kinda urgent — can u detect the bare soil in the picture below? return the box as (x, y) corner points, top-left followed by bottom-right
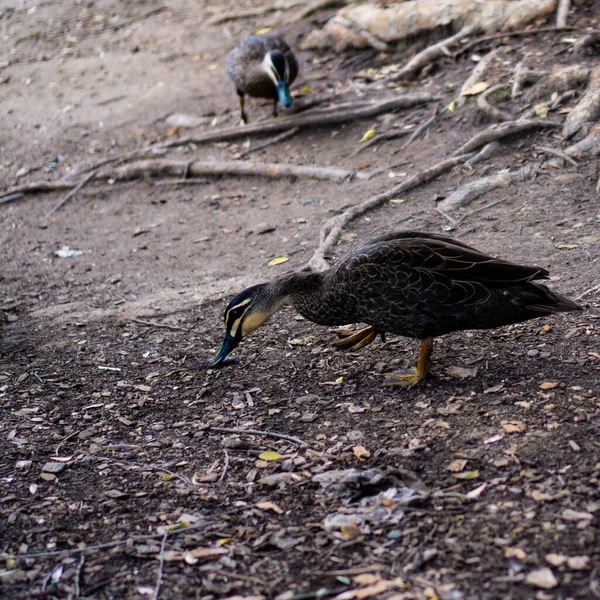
(1, 2), (599, 599)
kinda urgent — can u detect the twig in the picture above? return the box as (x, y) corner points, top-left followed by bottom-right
(155, 95), (439, 150)
(0, 181), (75, 201)
(64, 149), (148, 181)
(208, 426), (309, 447)
(207, 1), (302, 25)
(388, 25), (480, 82)
(44, 171), (98, 218)
(453, 26), (577, 58)
(460, 197), (509, 222)
(401, 108), (437, 149)
(219, 448), (230, 483)
(98, 455), (193, 486)
(435, 207), (459, 227)
(74, 554), (85, 599)
(0, 192), (24, 205)
(534, 145), (578, 166)
(308, 153), (473, 271)
(574, 32), (600, 54)
(131, 318), (190, 332)
(54, 431), (80, 456)
(476, 83), (513, 122)
(306, 565), (385, 576)
(14, 520), (206, 559)
(153, 178), (210, 186)
(556, 0), (571, 28)
(349, 129), (410, 157)
(103, 159), (353, 182)
(574, 283), (600, 302)
(153, 532), (168, 600)
(454, 119), (559, 156)
(239, 127), (300, 157)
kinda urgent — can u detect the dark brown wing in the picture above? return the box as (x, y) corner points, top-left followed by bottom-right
(349, 231), (549, 285)
(324, 232), (566, 337)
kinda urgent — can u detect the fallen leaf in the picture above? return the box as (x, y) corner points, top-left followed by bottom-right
(256, 501), (284, 515)
(545, 553), (567, 567)
(258, 451), (282, 462)
(466, 483), (487, 499)
(484, 433), (505, 444)
(389, 198), (405, 204)
(505, 547), (527, 560)
(353, 446), (371, 460)
(353, 574), (380, 585)
(359, 128), (376, 143)
(567, 556), (590, 570)
(562, 508), (593, 521)
(539, 381), (559, 390)
(461, 81), (490, 96)
(502, 420), (527, 433)
(355, 581), (392, 599)
(531, 490), (554, 502)
(446, 365), (478, 379)
(268, 256), (289, 266)
(525, 568), (558, 589)
(535, 103), (549, 118)
(103, 489), (127, 498)
(453, 470), (479, 480)
(447, 459), (467, 472)
(484, 384), (504, 394)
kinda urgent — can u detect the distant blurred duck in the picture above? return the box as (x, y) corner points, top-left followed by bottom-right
(212, 231), (581, 384)
(226, 35), (298, 123)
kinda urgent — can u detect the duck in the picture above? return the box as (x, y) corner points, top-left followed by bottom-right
(212, 231), (581, 384)
(226, 35), (299, 124)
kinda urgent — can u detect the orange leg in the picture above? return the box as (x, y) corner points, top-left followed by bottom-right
(384, 337), (434, 386)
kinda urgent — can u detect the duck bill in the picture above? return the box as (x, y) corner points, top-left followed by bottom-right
(277, 80), (293, 108)
(212, 334), (239, 367)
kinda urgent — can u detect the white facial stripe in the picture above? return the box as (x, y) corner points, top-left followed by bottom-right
(229, 298), (252, 312)
(229, 316), (243, 337)
(261, 54), (279, 85)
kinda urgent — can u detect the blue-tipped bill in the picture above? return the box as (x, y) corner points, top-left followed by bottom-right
(212, 334), (239, 367)
(277, 80), (293, 108)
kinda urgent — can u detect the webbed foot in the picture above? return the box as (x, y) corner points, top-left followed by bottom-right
(384, 337), (434, 387)
(335, 326), (383, 351)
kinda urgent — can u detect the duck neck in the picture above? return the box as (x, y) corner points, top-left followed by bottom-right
(271, 270), (324, 300)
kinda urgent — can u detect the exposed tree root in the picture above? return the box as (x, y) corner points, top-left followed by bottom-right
(436, 169), (525, 212)
(238, 127), (300, 157)
(477, 83), (513, 122)
(0, 181), (75, 200)
(556, 0), (570, 28)
(456, 49), (500, 109)
(388, 26), (479, 82)
(565, 122), (600, 158)
(156, 95), (439, 150)
(308, 153), (473, 271)
(534, 144), (578, 166)
(464, 141), (500, 166)
(574, 31), (600, 54)
(562, 66), (600, 139)
(523, 65), (591, 101)
(455, 119), (559, 156)
(330, 16), (389, 51)
(206, 1), (302, 25)
(102, 159), (356, 182)
(290, 0), (350, 22)
(454, 26), (576, 58)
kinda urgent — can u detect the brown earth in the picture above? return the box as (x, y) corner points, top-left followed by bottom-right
(1, 1), (600, 599)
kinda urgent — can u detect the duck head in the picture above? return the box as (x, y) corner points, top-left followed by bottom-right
(212, 282), (291, 366)
(262, 49), (293, 107)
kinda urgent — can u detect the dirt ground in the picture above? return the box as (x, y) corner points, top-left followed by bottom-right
(1, 1), (600, 599)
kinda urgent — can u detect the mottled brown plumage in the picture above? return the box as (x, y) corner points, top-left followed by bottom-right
(226, 35), (298, 123)
(213, 231), (581, 383)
